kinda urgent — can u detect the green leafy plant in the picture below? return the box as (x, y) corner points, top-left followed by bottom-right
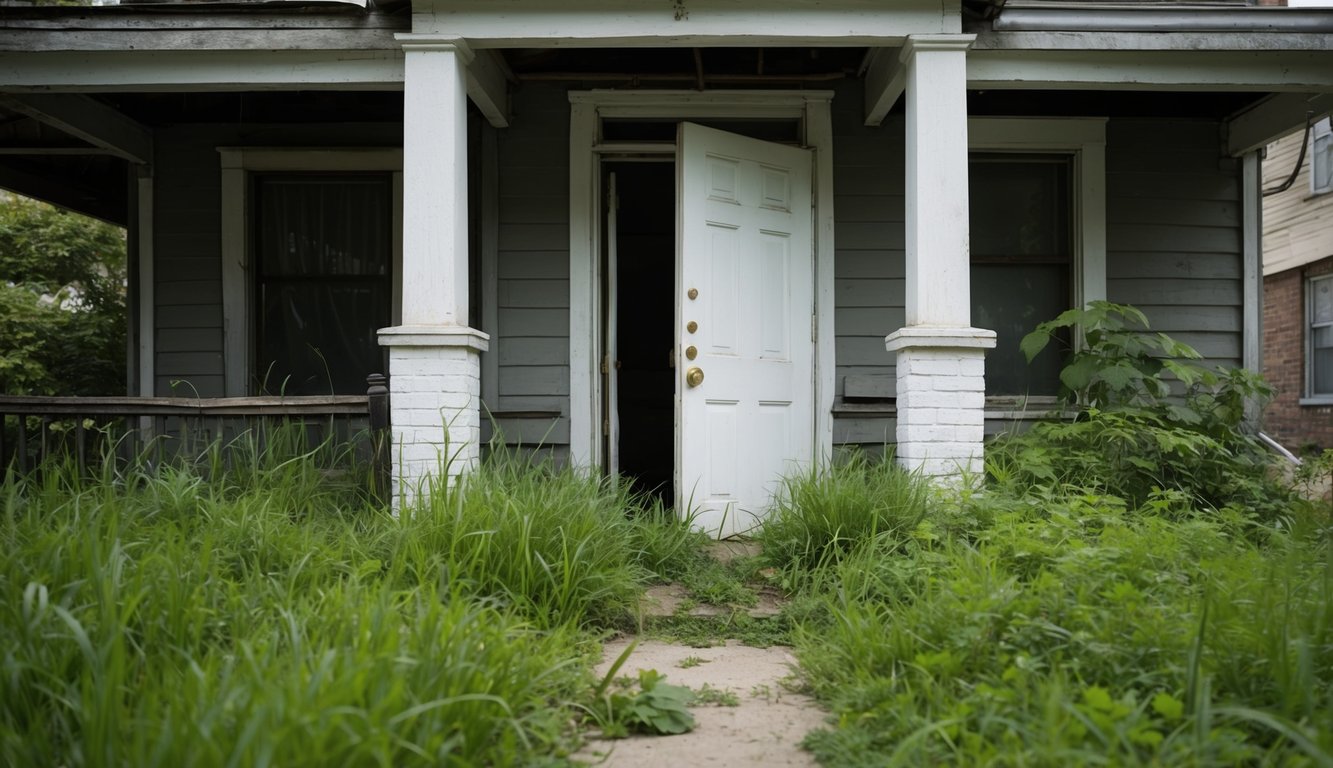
(991, 301), (1289, 516)
(586, 646), (696, 738)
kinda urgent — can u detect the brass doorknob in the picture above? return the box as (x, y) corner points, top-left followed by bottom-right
(685, 366), (705, 388)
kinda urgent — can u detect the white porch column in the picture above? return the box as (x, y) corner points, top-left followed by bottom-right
(380, 38), (488, 505)
(886, 34), (995, 481)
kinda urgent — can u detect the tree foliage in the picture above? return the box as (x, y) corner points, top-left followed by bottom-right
(0, 194), (127, 395)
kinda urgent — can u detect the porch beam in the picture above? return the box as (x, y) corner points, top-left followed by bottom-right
(413, 0), (959, 48)
(467, 50), (511, 129)
(967, 50), (1333, 93)
(0, 50), (404, 91)
(0, 93), (151, 164)
(863, 46), (906, 127)
(0, 160), (124, 225)
(1225, 92), (1333, 157)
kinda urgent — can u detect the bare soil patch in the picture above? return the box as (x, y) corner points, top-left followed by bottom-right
(576, 638), (824, 767)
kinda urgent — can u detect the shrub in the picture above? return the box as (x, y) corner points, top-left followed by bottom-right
(990, 302), (1291, 518)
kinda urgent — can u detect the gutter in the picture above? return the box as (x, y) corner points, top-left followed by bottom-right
(994, 6), (1333, 33)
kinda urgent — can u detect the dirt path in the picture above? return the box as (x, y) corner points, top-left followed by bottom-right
(575, 638), (824, 767)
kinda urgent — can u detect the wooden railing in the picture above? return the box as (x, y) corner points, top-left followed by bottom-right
(0, 374), (392, 501)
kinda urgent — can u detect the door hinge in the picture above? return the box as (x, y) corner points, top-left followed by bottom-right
(602, 417), (610, 436)
(811, 314), (818, 343)
(601, 354), (610, 375)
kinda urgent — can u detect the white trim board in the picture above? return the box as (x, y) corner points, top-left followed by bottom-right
(414, 0), (958, 47)
(968, 49), (1333, 92)
(969, 117), (1108, 311)
(0, 50), (404, 92)
(566, 90), (837, 469)
(217, 147), (404, 397)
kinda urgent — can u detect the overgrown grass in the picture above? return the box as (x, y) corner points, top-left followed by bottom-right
(0, 437), (706, 766)
(756, 451), (930, 580)
(770, 454), (1333, 766)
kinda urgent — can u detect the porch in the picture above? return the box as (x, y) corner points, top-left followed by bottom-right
(2, 0), (1331, 527)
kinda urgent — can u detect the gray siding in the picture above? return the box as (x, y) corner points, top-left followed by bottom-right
(490, 84), (572, 446)
(153, 125), (226, 397)
(830, 86), (905, 446)
(1106, 119), (1244, 371)
(151, 123), (400, 397)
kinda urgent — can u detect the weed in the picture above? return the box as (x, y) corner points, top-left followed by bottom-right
(584, 649), (695, 739)
(648, 612), (794, 649)
(692, 685), (740, 707)
(678, 655), (708, 669)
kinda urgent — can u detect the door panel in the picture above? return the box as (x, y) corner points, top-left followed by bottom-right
(676, 122), (814, 537)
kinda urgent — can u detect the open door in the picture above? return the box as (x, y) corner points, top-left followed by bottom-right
(675, 122), (814, 536)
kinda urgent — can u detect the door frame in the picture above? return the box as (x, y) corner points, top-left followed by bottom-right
(568, 89), (836, 469)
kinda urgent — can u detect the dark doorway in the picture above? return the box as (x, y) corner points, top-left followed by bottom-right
(606, 161), (675, 506)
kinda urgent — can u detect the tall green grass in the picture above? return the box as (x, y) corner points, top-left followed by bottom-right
(757, 451), (929, 577)
(777, 455), (1333, 766)
(0, 436), (705, 766)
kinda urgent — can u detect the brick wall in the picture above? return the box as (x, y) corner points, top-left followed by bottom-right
(1263, 255), (1333, 452)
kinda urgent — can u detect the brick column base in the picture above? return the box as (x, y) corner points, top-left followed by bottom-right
(885, 327), (996, 482)
(378, 325), (489, 508)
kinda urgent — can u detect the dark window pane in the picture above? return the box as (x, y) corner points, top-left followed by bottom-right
(258, 283), (389, 396)
(970, 157), (1070, 262)
(970, 155), (1073, 397)
(253, 173), (392, 395)
(971, 265), (1067, 397)
(256, 176), (390, 278)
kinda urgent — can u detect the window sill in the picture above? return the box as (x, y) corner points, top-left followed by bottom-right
(1298, 397), (1333, 407)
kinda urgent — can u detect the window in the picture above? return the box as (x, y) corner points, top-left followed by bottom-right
(1312, 117), (1332, 196)
(1311, 274), (1333, 399)
(966, 118), (1107, 401)
(218, 148), (403, 397)
(969, 154), (1073, 397)
(253, 173), (392, 395)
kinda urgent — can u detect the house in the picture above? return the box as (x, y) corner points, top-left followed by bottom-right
(2, 0), (1331, 533)
(1262, 115), (1333, 453)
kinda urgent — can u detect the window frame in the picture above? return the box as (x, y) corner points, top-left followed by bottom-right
(967, 118), (1108, 406)
(1311, 117), (1332, 197)
(218, 148), (403, 397)
(1305, 272), (1333, 404)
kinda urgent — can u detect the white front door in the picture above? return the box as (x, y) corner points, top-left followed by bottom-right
(675, 122), (814, 537)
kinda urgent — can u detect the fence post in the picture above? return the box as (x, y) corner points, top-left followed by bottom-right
(367, 373), (391, 504)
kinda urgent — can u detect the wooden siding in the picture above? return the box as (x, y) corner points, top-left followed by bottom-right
(492, 84), (571, 444)
(150, 122), (400, 397)
(1106, 119), (1244, 370)
(830, 86), (906, 430)
(1263, 126), (1333, 278)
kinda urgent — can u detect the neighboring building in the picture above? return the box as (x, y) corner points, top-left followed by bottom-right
(1, 0), (1331, 531)
(1263, 117), (1333, 452)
